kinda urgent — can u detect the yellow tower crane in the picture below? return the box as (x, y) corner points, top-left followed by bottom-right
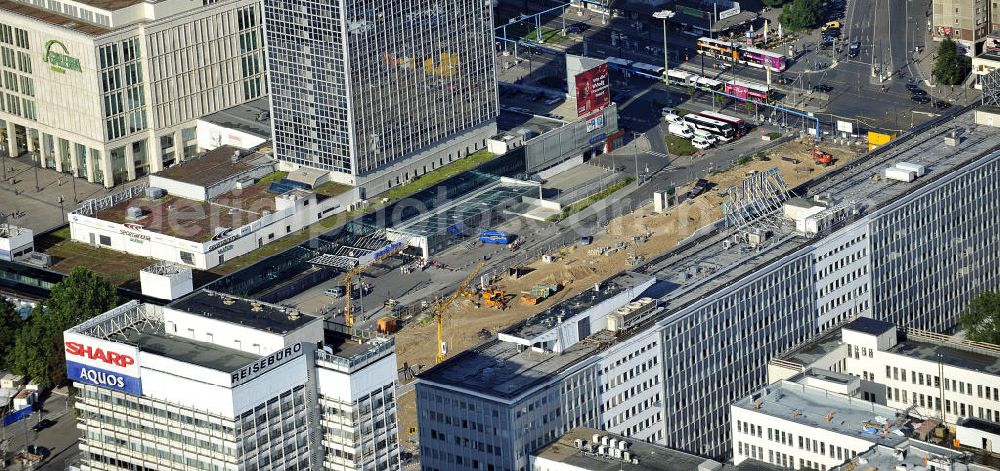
(436, 261), (485, 364)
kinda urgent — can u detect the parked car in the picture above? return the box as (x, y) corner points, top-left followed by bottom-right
(692, 136), (713, 150)
(668, 122), (693, 138)
(821, 21), (841, 31)
(911, 95), (931, 104)
(692, 129), (718, 145)
(934, 100), (952, 109)
(324, 286), (347, 298)
(812, 84), (833, 93)
(663, 113), (684, 125)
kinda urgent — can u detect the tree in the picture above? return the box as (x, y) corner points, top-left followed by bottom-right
(961, 290), (1000, 345)
(0, 299), (23, 369)
(933, 39), (969, 86)
(778, 0), (824, 31)
(763, 0), (790, 6)
(7, 267), (118, 387)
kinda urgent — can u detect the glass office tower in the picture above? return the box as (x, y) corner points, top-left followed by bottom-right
(263, 0), (498, 187)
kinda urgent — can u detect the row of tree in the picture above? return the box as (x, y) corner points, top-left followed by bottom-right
(0, 268), (119, 388)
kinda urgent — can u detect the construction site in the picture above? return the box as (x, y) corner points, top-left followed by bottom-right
(391, 137), (864, 448)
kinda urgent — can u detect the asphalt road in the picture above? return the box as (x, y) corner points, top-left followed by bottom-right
(496, 0), (944, 133)
(2, 390), (79, 471)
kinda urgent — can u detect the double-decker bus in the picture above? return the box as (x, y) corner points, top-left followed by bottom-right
(695, 37), (787, 72)
(698, 111), (746, 137)
(682, 114), (735, 142)
(725, 79), (773, 104)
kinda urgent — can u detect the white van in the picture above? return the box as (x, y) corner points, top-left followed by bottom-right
(668, 123), (693, 139)
(692, 129), (717, 145)
(661, 106), (675, 116)
(692, 136), (713, 150)
(663, 113), (683, 125)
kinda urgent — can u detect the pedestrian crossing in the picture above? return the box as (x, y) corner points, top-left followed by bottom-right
(647, 151), (669, 158)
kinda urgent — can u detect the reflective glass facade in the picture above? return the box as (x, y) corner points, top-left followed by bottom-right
(264, 0), (498, 177)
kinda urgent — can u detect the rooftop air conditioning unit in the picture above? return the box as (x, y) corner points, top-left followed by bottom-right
(146, 187), (166, 199)
(126, 206), (143, 219)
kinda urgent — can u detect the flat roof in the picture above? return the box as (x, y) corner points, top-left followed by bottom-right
(802, 367), (855, 386)
(124, 330), (258, 372)
(890, 337), (1000, 376)
(504, 272), (653, 342)
(155, 144), (272, 188)
(837, 440), (967, 471)
(777, 328), (843, 367)
(0, 0), (111, 35)
(199, 98), (272, 141)
(960, 417), (1000, 436)
(420, 273), (652, 399)
(420, 330), (612, 400)
(733, 381), (909, 447)
(423, 109), (1000, 399)
(843, 317), (894, 336)
(533, 427), (715, 471)
(93, 185), (275, 242)
(169, 291), (317, 335)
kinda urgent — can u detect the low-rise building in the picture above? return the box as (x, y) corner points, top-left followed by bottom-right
(67, 144), (347, 269)
(731, 380), (986, 471)
(68, 292), (400, 470)
(769, 317), (1000, 426)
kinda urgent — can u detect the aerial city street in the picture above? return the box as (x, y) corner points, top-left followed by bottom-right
(1, 0), (1000, 469)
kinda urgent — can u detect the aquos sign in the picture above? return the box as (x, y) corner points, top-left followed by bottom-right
(64, 332), (142, 395)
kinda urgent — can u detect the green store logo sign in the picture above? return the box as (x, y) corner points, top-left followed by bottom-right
(43, 40), (82, 73)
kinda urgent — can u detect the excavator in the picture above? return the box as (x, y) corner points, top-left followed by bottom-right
(812, 146), (834, 167)
(435, 261), (485, 364)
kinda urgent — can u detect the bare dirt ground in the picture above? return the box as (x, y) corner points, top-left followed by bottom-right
(394, 139), (862, 449)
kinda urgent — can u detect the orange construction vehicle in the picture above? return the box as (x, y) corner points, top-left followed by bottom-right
(482, 287), (507, 309)
(812, 146), (834, 167)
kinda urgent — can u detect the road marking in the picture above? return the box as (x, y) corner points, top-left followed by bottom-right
(647, 151), (669, 158)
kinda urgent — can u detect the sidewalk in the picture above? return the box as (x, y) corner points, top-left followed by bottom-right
(908, 23), (979, 105)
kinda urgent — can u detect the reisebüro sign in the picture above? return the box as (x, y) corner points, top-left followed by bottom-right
(231, 343), (303, 387)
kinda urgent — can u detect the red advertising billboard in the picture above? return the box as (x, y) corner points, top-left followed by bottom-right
(576, 63), (610, 117)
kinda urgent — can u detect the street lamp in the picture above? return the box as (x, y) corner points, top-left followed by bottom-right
(652, 10), (676, 88)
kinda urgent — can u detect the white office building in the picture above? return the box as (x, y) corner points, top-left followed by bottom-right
(68, 291), (400, 471)
(730, 380), (987, 471)
(769, 317), (1000, 428)
(0, 0), (267, 187)
(416, 109), (1000, 470)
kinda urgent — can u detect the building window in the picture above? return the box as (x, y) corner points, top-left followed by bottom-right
(98, 235), (111, 246)
(180, 251), (194, 265)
